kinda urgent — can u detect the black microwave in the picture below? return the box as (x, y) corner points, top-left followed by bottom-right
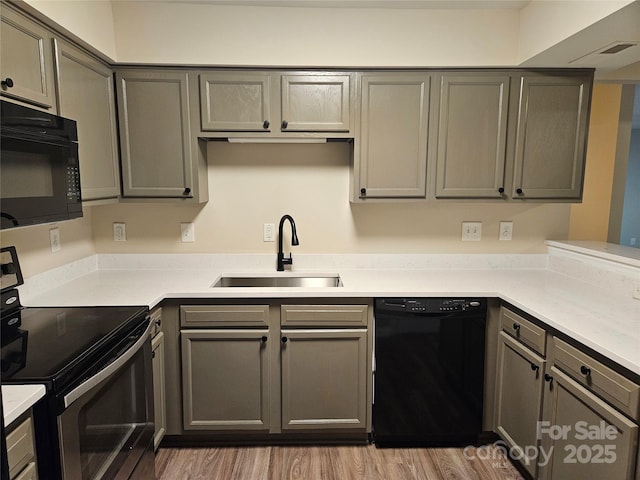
(0, 101), (82, 229)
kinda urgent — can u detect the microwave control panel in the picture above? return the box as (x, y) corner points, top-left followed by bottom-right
(66, 165), (81, 201)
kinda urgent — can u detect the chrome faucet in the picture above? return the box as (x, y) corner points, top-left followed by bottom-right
(277, 214), (299, 271)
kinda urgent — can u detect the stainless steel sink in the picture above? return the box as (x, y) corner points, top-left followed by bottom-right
(212, 275), (342, 288)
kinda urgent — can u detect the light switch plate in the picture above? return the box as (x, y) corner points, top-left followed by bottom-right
(264, 223), (275, 242)
(499, 221), (513, 241)
(181, 222), (195, 243)
(462, 222), (482, 241)
(113, 223), (126, 242)
(49, 228), (61, 252)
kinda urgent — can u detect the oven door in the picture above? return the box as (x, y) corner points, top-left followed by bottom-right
(57, 321), (154, 480)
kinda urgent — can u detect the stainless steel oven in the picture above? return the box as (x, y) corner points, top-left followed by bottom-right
(1, 247), (155, 480)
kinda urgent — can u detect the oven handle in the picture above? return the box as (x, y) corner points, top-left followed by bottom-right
(63, 319), (152, 408)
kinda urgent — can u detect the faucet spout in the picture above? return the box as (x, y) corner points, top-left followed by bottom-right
(277, 214), (299, 271)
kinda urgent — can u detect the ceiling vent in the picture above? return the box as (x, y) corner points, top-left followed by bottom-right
(570, 41), (640, 66)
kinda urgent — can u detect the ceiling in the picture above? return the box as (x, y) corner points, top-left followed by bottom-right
(155, 0), (531, 8)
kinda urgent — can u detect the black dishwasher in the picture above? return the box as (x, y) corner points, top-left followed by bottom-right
(373, 298), (487, 447)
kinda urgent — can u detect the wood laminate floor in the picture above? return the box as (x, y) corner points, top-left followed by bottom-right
(156, 444), (525, 480)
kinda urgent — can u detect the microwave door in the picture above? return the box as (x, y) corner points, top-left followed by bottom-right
(0, 136), (79, 228)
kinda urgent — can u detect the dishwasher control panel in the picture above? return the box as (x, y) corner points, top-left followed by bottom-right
(376, 298), (485, 314)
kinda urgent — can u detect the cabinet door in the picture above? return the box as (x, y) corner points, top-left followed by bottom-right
(200, 73), (271, 131)
(0, 6), (56, 109)
(280, 329), (367, 430)
(54, 40), (120, 201)
(358, 74), (430, 198)
(116, 70), (194, 197)
(151, 332), (166, 451)
(181, 329), (270, 430)
(539, 367), (638, 480)
(434, 73), (510, 198)
(512, 73), (592, 200)
(281, 74), (351, 132)
(495, 331), (546, 478)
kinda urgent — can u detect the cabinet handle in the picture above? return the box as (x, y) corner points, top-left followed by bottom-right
(151, 351), (156, 359)
(544, 373), (553, 383)
(183, 187), (191, 196)
(263, 120), (270, 129)
(530, 363), (539, 372)
(261, 335), (268, 343)
(516, 188), (524, 195)
(281, 336), (288, 343)
(155, 319), (161, 327)
(498, 187), (505, 194)
(282, 120), (288, 129)
(360, 187), (367, 197)
(512, 323), (520, 333)
(1, 77), (14, 89)
(580, 365), (591, 376)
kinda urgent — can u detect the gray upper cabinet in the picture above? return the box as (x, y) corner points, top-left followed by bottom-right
(199, 71), (353, 136)
(199, 72), (271, 131)
(281, 74), (350, 132)
(0, 5), (56, 110)
(356, 73), (430, 199)
(512, 72), (592, 200)
(54, 39), (120, 201)
(433, 73), (510, 199)
(116, 70), (207, 201)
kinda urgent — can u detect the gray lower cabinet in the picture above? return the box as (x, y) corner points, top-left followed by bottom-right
(115, 69), (207, 201)
(181, 329), (271, 430)
(280, 328), (367, 430)
(54, 39), (120, 201)
(355, 73), (430, 199)
(151, 330), (166, 450)
(6, 414), (38, 480)
(512, 72), (592, 200)
(0, 4), (56, 111)
(539, 366), (638, 480)
(433, 73), (510, 199)
(495, 331), (546, 478)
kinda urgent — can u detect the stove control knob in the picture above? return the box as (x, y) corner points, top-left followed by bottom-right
(469, 301), (480, 307)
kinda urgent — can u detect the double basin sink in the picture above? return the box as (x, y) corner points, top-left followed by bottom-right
(212, 274), (342, 288)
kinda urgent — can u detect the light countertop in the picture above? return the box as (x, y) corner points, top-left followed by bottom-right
(6, 248), (639, 424)
(2, 385), (45, 426)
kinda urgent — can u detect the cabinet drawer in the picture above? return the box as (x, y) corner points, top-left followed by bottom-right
(500, 307), (546, 356)
(552, 337), (640, 421)
(281, 305), (368, 327)
(14, 462), (37, 480)
(180, 305), (269, 327)
(7, 416), (35, 479)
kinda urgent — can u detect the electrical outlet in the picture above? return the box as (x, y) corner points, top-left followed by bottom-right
(49, 228), (61, 252)
(499, 221), (513, 241)
(113, 223), (126, 242)
(264, 223), (275, 242)
(181, 222), (195, 243)
(462, 222), (482, 241)
(633, 283), (640, 300)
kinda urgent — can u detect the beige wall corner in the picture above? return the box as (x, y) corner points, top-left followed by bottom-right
(568, 84), (622, 241)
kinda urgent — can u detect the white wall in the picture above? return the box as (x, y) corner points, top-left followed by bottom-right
(23, 0), (117, 60)
(90, 143), (571, 255)
(620, 129), (640, 247)
(110, 2), (519, 66)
